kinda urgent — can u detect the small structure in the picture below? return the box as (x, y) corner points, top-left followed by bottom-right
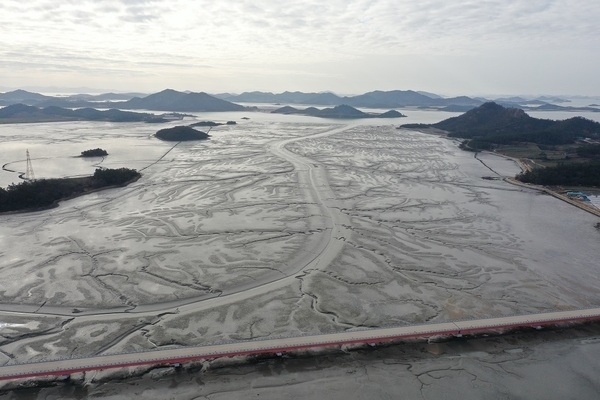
(566, 191), (591, 202)
(25, 149), (35, 181)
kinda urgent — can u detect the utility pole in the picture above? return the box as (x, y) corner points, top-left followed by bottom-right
(25, 149), (35, 181)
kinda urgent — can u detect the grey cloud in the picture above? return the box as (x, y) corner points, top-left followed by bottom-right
(95, 5), (121, 14)
(120, 13), (159, 23)
(118, 0), (161, 4)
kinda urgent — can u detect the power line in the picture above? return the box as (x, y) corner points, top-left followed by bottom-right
(25, 149), (35, 181)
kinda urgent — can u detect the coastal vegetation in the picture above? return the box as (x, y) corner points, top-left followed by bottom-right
(516, 162), (600, 186)
(576, 144), (600, 158)
(0, 168), (140, 212)
(155, 126), (210, 141)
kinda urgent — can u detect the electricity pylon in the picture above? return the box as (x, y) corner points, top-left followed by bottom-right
(25, 149), (35, 181)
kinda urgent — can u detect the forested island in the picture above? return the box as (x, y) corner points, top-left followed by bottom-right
(189, 120), (236, 127)
(0, 168), (140, 213)
(155, 126), (210, 141)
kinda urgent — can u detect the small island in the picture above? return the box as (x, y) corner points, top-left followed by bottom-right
(81, 148), (108, 157)
(155, 126), (210, 141)
(189, 120), (237, 127)
(0, 168), (141, 213)
(189, 121), (221, 127)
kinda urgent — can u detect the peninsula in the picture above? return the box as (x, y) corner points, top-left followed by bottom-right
(401, 102), (600, 187)
(0, 168), (140, 213)
(0, 104), (169, 124)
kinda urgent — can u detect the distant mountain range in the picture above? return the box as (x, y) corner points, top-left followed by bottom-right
(0, 89), (146, 107)
(1, 88), (597, 113)
(0, 89), (52, 103)
(216, 90), (483, 108)
(272, 105), (406, 119)
(0, 104), (168, 123)
(0, 89), (246, 112)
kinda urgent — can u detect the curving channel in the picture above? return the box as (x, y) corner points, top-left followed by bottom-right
(0, 124), (354, 322)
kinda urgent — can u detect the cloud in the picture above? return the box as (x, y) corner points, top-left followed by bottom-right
(1, 0), (599, 94)
(5, 1), (598, 54)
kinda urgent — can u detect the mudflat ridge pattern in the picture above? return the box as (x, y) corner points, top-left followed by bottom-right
(0, 118), (598, 365)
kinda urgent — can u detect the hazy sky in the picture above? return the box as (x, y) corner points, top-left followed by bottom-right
(1, 0), (599, 96)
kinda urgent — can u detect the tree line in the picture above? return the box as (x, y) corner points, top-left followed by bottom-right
(0, 168), (140, 212)
(516, 162), (600, 186)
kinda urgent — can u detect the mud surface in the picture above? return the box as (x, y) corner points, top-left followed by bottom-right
(0, 112), (599, 397)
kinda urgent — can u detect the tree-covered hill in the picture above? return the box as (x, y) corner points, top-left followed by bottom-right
(0, 168), (140, 212)
(155, 126), (210, 141)
(427, 102), (600, 146)
(401, 102), (600, 187)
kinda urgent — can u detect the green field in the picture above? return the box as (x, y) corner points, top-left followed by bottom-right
(495, 143), (597, 168)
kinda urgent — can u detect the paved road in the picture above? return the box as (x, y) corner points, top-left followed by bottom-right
(268, 124), (353, 274)
(1, 308), (599, 382)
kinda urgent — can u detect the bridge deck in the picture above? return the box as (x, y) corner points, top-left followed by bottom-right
(1, 308), (599, 381)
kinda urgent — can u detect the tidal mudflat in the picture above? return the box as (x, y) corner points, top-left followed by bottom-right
(0, 113), (599, 394)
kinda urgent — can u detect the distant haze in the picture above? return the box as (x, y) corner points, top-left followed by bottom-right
(1, 0), (599, 96)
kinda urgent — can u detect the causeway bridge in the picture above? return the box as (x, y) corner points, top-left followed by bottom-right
(1, 308), (599, 382)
